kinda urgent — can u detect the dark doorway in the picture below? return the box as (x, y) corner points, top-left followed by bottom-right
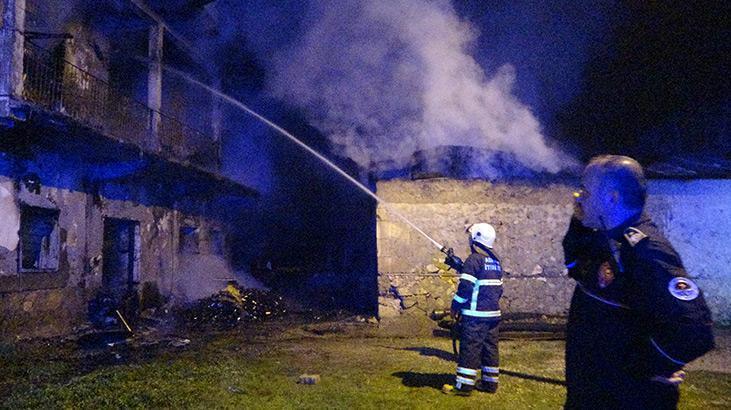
(102, 218), (140, 304)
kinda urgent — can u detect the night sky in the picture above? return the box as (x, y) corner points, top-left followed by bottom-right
(455, 1), (728, 162)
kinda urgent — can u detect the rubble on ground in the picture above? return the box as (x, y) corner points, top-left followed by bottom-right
(182, 283), (287, 329)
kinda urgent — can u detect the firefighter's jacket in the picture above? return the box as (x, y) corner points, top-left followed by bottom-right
(451, 248), (503, 319)
(563, 214), (715, 406)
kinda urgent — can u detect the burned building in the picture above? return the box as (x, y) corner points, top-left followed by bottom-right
(375, 146), (731, 333)
(0, 0), (258, 339)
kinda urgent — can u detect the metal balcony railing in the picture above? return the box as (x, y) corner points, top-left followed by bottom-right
(20, 41), (220, 171)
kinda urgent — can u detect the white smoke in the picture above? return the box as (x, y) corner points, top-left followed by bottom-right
(269, 0), (572, 175)
(24, 0), (84, 33)
(174, 254), (267, 303)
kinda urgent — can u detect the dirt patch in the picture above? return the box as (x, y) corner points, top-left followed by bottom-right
(687, 328), (731, 374)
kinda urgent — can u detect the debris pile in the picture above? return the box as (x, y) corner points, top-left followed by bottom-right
(183, 282), (287, 329)
(88, 290), (139, 329)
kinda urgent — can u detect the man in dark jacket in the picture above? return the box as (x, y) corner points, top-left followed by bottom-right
(563, 155), (715, 409)
(442, 222), (503, 396)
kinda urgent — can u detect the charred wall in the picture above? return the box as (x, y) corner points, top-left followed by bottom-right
(0, 146), (253, 340)
(0, 0), (261, 340)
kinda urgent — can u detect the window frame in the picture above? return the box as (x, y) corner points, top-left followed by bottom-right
(179, 225), (200, 255)
(18, 204), (61, 273)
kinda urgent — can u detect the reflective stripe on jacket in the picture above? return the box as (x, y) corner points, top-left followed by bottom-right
(451, 248), (503, 319)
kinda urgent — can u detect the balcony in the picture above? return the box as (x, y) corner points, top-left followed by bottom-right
(19, 41), (220, 172)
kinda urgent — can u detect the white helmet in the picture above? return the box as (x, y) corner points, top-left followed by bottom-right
(467, 223), (496, 249)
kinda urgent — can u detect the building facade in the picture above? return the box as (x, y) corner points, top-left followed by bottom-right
(0, 0), (257, 339)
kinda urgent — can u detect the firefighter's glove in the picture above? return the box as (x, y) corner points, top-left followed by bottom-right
(444, 254), (463, 272)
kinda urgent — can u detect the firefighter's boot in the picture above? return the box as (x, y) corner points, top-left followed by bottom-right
(476, 366), (499, 393)
(475, 380), (498, 393)
(442, 367), (477, 396)
(441, 383), (472, 397)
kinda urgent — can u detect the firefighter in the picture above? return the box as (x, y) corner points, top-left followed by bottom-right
(442, 223), (503, 396)
(563, 155), (715, 409)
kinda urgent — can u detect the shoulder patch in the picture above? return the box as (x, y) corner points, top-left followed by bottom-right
(624, 227), (648, 247)
(668, 277), (700, 301)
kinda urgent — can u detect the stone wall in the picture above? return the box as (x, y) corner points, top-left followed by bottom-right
(376, 178), (576, 333)
(376, 177), (731, 333)
(0, 287), (86, 339)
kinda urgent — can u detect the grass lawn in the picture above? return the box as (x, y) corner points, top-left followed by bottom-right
(2, 325), (729, 409)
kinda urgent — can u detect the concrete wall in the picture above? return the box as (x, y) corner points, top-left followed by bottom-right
(376, 178), (731, 332)
(646, 179), (731, 325)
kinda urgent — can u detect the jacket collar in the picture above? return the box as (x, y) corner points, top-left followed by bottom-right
(605, 211), (647, 241)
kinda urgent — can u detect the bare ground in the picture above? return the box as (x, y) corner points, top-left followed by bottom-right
(686, 328), (731, 373)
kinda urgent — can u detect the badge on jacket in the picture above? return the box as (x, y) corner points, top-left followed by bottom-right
(624, 227), (648, 247)
(668, 277), (700, 301)
(597, 261), (614, 288)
